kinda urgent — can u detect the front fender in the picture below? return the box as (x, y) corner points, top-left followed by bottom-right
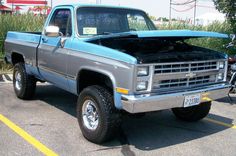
(76, 66), (123, 109)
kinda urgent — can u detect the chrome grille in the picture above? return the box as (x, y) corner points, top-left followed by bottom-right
(154, 61), (217, 74)
(155, 75), (214, 89)
(151, 60), (223, 92)
(189, 76), (211, 86)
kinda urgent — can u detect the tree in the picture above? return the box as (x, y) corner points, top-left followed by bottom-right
(149, 15), (157, 21)
(213, 0), (236, 32)
(157, 17), (169, 22)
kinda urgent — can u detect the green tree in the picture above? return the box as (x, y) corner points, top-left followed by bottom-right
(149, 15), (157, 21)
(157, 17), (169, 22)
(213, 0), (236, 32)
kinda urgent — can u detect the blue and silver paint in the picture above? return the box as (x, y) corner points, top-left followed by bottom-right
(4, 4), (230, 110)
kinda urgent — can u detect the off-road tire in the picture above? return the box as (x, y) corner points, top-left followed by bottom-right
(77, 85), (121, 144)
(172, 102), (211, 122)
(13, 63), (36, 99)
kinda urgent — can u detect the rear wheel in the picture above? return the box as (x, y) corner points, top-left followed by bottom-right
(172, 102), (211, 122)
(13, 63), (36, 99)
(77, 85), (121, 144)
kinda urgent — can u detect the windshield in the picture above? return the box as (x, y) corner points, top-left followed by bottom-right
(76, 7), (156, 36)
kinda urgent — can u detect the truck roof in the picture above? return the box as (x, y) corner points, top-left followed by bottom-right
(54, 3), (143, 12)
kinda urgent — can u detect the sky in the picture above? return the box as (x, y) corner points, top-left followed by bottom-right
(52, 0), (221, 19)
(3, 0), (222, 19)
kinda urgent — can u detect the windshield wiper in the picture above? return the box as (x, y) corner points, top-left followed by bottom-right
(97, 32), (114, 35)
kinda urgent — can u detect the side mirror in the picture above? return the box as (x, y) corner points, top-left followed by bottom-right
(225, 34), (236, 49)
(44, 26), (60, 37)
(230, 34), (236, 42)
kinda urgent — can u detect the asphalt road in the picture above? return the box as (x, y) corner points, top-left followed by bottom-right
(0, 82), (236, 156)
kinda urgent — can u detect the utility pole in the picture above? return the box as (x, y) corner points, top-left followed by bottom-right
(96, 0), (101, 4)
(12, 0), (14, 12)
(169, 0), (172, 26)
(45, 0), (47, 14)
(193, 0), (197, 26)
(51, 0), (53, 8)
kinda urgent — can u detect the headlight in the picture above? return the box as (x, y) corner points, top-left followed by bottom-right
(137, 67), (149, 76)
(136, 81), (148, 91)
(219, 62), (225, 69)
(217, 73), (224, 81)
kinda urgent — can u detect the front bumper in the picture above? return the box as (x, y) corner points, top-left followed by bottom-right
(121, 83), (231, 113)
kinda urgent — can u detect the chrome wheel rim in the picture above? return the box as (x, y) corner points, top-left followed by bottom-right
(82, 99), (99, 130)
(15, 71), (22, 91)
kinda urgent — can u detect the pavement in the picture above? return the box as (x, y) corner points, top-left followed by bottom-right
(0, 81), (236, 156)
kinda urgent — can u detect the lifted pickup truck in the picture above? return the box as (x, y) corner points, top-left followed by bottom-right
(4, 4), (231, 143)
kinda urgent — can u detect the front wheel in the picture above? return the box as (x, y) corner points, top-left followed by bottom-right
(77, 85), (121, 144)
(172, 102), (211, 122)
(13, 63), (36, 99)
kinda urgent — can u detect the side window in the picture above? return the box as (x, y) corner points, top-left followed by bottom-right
(127, 14), (149, 31)
(49, 9), (72, 37)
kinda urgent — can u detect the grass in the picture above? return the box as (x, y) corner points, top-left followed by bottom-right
(0, 14), (45, 73)
(159, 21), (234, 55)
(0, 14), (45, 56)
(0, 14), (234, 72)
(0, 52), (12, 73)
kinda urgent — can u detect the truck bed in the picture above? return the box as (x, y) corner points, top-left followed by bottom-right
(4, 31), (42, 78)
(4, 31), (41, 66)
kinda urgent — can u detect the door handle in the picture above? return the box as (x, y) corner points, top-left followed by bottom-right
(42, 37), (48, 43)
(60, 37), (67, 48)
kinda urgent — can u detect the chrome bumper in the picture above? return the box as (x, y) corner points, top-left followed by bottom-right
(122, 83), (231, 113)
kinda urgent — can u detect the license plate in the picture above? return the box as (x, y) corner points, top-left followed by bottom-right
(184, 94), (201, 107)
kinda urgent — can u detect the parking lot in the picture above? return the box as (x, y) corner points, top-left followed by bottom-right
(0, 81), (236, 156)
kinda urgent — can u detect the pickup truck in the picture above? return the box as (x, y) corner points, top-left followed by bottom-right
(4, 4), (231, 143)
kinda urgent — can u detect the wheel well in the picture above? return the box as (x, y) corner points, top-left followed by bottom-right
(11, 53), (24, 65)
(78, 70), (113, 94)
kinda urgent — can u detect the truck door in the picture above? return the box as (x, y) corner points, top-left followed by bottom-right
(38, 8), (72, 91)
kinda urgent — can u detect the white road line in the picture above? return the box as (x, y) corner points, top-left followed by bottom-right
(1, 74), (13, 83)
(7, 74), (13, 80)
(0, 74), (3, 82)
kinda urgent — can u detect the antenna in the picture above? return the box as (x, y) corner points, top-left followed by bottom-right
(193, 0), (197, 26)
(169, 0), (172, 26)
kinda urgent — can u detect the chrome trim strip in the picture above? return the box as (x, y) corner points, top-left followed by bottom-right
(39, 66), (67, 78)
(39, 66), (76, 80)
(136, 59), (227, 66)
(153, 70), (218, 80)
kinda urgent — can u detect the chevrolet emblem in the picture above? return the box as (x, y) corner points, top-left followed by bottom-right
(186, 72), (197, 78)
